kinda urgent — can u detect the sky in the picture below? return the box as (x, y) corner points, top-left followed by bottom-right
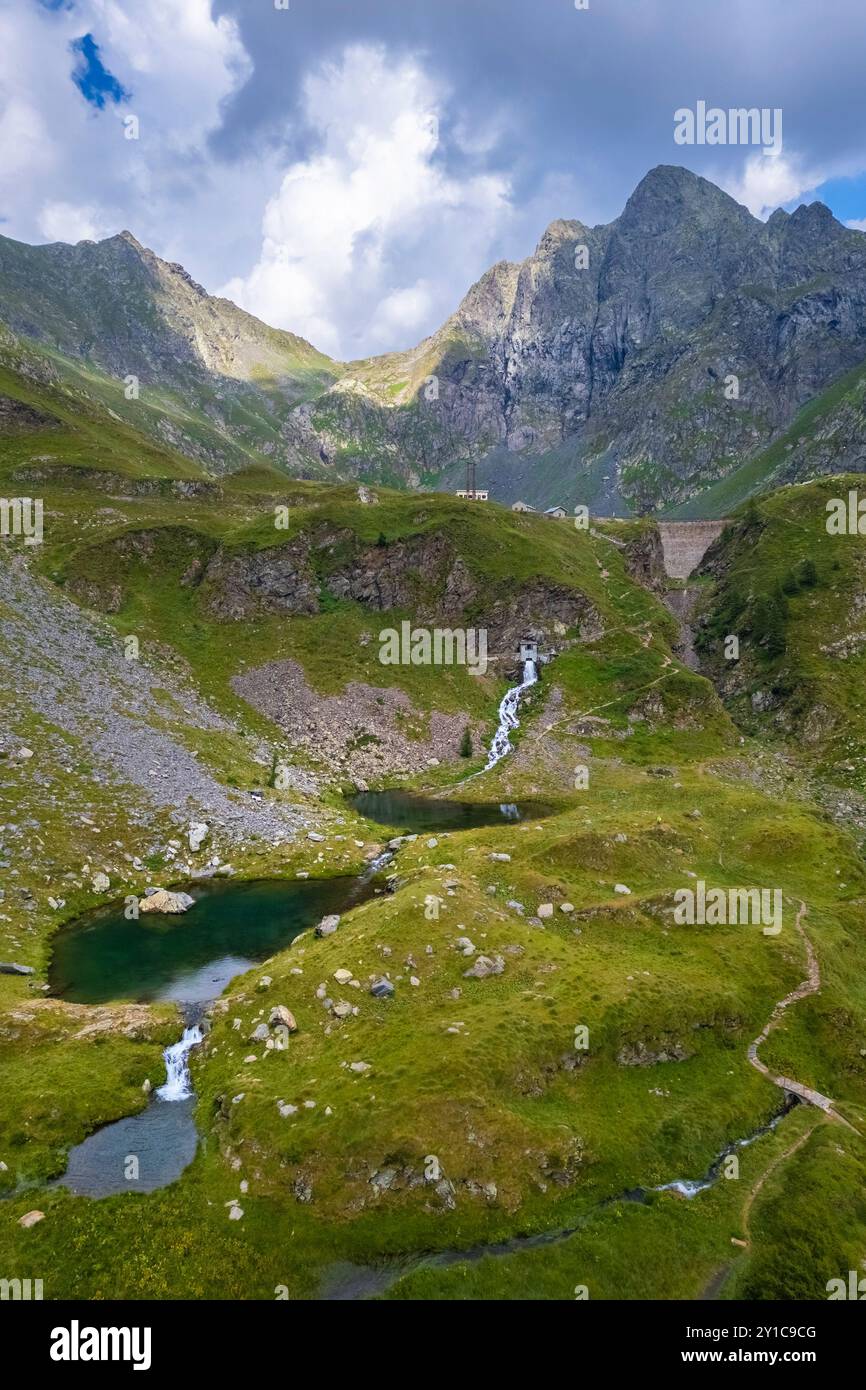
(2, 0), (866, 360)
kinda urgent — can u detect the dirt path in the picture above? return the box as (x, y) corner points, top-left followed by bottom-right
(740, 1118), (821, 1247)
(701, 902), (853, 1299)
(747, 901), (855, 1128)
(700, 1115), (823, 1300)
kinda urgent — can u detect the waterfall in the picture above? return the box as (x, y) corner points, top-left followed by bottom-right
(157, 1023), (203, 1102)
(481, 657), (538, 772)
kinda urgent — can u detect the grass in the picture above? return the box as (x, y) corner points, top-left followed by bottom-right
(2, 377), (866, 1299)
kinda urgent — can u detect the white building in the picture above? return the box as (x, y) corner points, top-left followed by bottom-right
(455, 489), (489, 501)
(544, 505), (567, 518)
(511, 500), (536, 512)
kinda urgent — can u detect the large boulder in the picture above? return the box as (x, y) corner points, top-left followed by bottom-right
(188, 822), (209, 852)
(138, 889), (195, 915)
(463, 954), (506, 980)
(269, 1005), (297, 1032)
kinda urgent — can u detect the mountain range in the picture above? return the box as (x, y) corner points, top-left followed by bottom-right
(3, 163), (866, 514)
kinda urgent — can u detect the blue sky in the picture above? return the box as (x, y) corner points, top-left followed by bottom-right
(2, 0), (866, 356)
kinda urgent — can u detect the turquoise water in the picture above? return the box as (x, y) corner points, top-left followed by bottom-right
(49, 874), (374, 1005)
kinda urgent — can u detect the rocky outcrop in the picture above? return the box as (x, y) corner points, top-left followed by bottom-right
(284, 167), (866, 511)
(622, 523), (667, 592)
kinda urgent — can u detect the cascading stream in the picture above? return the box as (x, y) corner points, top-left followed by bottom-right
(157, 1023), (203, 1102)
(481, 657), (538, 773)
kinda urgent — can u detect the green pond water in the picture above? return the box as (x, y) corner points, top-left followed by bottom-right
(348, 791), (554, 832)
(49, 874), (375, 1006)
(49, 873), (379, 1197)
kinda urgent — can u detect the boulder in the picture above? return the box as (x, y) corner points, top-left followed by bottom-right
(316, 914), (340, 937)
(18, 1210), (44, 1229)
(138, 889), (194, 915)
(249, 1023), (270, 1043)
(188, 822), (209, 852)
(91, 872), (111, 893)
(0, 962), (34, 975)
(463, 954), (505, 980)
(269, 1005), (297, 1032)
(370, 977), (395, 999)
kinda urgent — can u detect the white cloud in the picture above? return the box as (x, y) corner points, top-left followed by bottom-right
(720, 152), (825, 219)
(847, 217), (866, 231)
(220, 44), (513, 359)
(37, 201), (111, 244)
(0, 0), (251, 260)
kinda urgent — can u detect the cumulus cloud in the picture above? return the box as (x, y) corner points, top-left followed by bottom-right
(220, 45), (512, 359)
(719, 152), (826, 219)
(0, 0), (251, 260)
(37, 200), (111, 243)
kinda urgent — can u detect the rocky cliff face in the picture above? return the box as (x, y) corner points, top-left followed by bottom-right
(66, 523), (603, 669)
(6, 165), (866, 511)
(285, 167), (866, 511)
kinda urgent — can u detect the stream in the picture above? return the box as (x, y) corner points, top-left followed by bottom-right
(51, 874), (379, 1197)
(320, 1096), (798, 1299)
(480, 656), (538, 772)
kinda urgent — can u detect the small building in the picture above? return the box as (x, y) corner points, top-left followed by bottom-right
(455, 489), (489, 501)
(511, 500), (536, 513)
(544, 505), (567, 519)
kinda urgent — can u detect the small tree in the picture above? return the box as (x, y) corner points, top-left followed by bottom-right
(752, 594), (786, 658)
(743, 496), (761, 529)
(781, 568), (800, 596)
(459, 727), (473, 758)
(376, 531), (387, 548)
(797, 558), (818, 588)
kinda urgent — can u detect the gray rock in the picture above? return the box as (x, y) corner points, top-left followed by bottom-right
(370, 977), (395, 999)
(463, 954), (505, 979)
(269, 1005), (297, 1032)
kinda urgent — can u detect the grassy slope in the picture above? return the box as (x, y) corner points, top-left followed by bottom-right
(668, 361), (866, 519)
(1, 376), (865, 1299)
(694, 475), (866, 782)
(0, 233), (340, 477)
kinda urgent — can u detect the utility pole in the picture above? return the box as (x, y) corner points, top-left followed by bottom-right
(465, 456), (477, 500)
